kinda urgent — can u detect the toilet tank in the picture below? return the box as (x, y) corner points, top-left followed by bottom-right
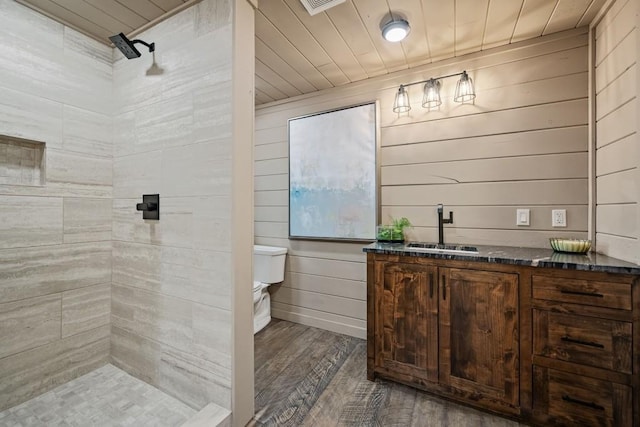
(254, 245), (287, 284)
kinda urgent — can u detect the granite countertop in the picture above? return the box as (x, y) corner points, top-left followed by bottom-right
(363, 242), (640, 275)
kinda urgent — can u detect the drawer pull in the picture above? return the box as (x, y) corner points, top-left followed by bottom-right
(429, 273), (434, 298)
(560, 289), (604, 298)
(442, 275), (447, 300)
(561, 336), (605, 349)
(562, 395), (605, 411)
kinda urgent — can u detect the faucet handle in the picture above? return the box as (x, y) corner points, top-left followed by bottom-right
(443, 211), (454, 224)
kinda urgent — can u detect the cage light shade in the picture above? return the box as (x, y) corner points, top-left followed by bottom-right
(382, 19), (410, 42)
(454, 71), (476, 103)
(393, 85), (411, 113)
(422, 79), (442, 108)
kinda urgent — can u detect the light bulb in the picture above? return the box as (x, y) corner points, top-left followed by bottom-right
(382, 20), (410, 42)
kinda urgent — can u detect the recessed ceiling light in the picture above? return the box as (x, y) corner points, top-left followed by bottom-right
(382, 19), (410, 42)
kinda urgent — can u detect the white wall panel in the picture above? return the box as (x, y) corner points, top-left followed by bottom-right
(255, 30), (590, 337)
(594, 0), (639, 263)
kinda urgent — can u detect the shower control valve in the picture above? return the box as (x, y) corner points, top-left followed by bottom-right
(136, 194), (160, 220)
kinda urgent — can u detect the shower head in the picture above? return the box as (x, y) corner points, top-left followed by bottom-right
(109, 32), (155, 59)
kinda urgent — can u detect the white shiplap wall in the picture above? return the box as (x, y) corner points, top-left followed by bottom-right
(255, 29), (590, 339)
(594, 0), (640, 263)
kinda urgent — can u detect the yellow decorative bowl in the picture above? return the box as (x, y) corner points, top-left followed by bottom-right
(549, 238), (591, 254)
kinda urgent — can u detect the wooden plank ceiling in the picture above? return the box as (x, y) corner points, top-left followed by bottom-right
(16, 0), (606, 106)
(14, 0), (194, 41)
(255, 0), (606, 105)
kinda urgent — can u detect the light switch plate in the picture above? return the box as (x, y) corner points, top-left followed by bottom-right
(552, 209), (566, 227)
(516, 209), (530, 226)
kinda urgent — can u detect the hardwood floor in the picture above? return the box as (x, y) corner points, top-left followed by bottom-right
(252, 319), (523, 426)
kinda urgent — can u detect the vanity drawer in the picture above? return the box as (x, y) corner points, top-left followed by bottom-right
(532, 275), (632, 310)
(533, 366), (632, 426)
(533, 310), (632, 374)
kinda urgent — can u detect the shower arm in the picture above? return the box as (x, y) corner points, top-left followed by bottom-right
(131, 39), (155, 53)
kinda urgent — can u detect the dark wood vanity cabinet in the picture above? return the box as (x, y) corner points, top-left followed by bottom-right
(369, 256), (522, 414)
(367, 252), (639, 426)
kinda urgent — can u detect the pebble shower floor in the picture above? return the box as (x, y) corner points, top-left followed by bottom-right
(0, 364), (196, 427)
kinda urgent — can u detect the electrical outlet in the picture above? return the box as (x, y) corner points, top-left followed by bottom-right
(552, 209), (567, 227)
(516, 209), (530, 226)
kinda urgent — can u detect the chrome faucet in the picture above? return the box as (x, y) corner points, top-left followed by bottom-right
(437, 204), (453, 245)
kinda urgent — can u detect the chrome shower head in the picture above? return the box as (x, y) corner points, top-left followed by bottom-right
(109, 32), (155, 59)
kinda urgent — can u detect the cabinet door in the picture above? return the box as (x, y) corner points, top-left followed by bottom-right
(374, 262), (438, 383)
(439, 268), (519, 408)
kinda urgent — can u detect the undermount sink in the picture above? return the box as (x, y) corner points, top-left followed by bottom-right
(406, 242), (479, 255)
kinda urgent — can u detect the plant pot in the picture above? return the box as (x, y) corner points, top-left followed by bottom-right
(376, 225), (405, 243)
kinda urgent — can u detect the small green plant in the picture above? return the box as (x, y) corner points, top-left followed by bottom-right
(377, 217), (412, 242)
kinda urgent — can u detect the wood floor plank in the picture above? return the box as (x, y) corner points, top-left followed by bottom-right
(409, 393), (453, 426)
(378, 382), (418, 426)
(255, 328), (358, 425)
(253, 320), (526, 426)
(264, 337), (358, 426)
(254, 327), (324, 401)
(336, 379), (390, 426)
(304, 341), (386, 426)
(254, 318), (310, 371)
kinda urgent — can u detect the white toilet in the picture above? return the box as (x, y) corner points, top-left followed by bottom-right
(253, 245), (287, 334)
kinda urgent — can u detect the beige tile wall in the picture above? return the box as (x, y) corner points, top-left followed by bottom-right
(254, 29), (590, 339)
(594, 0), (640, 263)
(0, 0), (112, 411)
(0, 0), (248, 417)
(110, 0), (235, 412)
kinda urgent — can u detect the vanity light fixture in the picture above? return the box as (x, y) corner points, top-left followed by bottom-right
(393, 70), (476, 113)
(422, 79), (442, 109)
(382, 19), (410, 42)
(392, 85), (411, 113)
(454, 71), (476, 103)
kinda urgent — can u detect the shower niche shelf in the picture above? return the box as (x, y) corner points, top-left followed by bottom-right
(0, 135), (45, 187)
